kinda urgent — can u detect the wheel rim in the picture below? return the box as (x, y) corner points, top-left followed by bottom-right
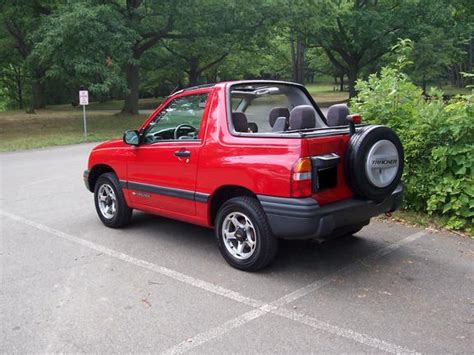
(365, 139), (400, 188)
(97, 183), (117, 219)
(222, 212), (257, 260)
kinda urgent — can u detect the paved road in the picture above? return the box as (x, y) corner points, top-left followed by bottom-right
(1, 144), (472, 353)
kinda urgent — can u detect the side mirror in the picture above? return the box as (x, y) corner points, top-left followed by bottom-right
(123, 130), (140, 146)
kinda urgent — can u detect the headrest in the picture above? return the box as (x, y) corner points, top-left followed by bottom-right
(232, 112), (248, 132)
(326, 104), (350, 127)
(269, 107), (290, 127)
(289, 105), (316, 130)
(272, 117), (288, 132)
(248, 122), (258, 133)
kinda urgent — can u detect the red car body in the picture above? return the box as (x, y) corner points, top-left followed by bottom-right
(84, 81), (403, 242)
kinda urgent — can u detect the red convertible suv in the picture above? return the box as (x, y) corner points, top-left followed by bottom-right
(84, 81), (404, 271)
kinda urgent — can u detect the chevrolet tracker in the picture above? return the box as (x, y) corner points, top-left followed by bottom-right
(84, 80), (404, 271)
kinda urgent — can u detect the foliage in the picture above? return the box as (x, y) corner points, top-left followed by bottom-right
(1, 0), (473, 112)
(32, 3), (135, 100)
(352, 45), (474, 233)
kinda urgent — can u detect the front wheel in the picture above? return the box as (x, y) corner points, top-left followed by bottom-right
(94, 173), (132, 228)
(215, 196), (278, 271)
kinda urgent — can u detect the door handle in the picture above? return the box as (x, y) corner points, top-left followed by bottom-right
(174, 150), (191, 158)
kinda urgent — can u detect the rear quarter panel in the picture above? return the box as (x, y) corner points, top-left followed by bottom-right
(301, 135), (354, 205)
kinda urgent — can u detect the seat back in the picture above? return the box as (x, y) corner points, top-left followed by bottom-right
(272, 117), (288, 132)
(289, 105), (316, 130)
(269, 107), (290, 127)
(232, 112), (249, 132)
(327, 104), (350, 126)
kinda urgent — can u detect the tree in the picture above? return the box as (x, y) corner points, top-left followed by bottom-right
(1, 0), (57, 112)
(161, 0), (276, 86)
(0, 22), (27, 109)
(313, 0), (421, 98)
(33, 3), (134, 104)
(116, 0), (279, 112)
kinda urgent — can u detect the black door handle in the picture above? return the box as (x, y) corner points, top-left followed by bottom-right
(174, 150), (191, 158)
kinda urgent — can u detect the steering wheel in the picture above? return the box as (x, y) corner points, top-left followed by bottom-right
(174, 124), (197, 140)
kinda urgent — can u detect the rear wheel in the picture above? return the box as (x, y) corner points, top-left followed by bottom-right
(215, 196), (278, 271)
(94, 173), (132, 228)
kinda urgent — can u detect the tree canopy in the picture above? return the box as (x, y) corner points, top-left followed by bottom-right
(1, 0), (472, 112)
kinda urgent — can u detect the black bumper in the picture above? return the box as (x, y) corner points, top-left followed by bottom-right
(258, 183), (404, 239)
(83, 170), (91, 191)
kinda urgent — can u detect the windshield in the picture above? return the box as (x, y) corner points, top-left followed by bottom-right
(230, 83), (326, 134)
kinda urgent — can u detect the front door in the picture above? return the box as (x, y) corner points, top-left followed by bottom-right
(126, 92), (209, 216)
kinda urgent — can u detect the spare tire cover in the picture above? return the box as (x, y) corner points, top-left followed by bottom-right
(344, 125), (404, 202)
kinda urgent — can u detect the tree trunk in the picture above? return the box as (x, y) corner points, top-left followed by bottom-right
(122, 63), (140, 114)
(422, 75), (427, 96)
(295, 36), (305, 84)
(15, 68), (24, 109)
(26, 80), (36, 114)
(469, 37), (473, 74)
(290, 37), (296, 81)
(188, 57), (199, 86)
(34, 80), (46, 109)
(339, 75), (344, 92)
(290, 35), (305, 84)
(347, 70), (358, 98)
(458, 64), (464, 88)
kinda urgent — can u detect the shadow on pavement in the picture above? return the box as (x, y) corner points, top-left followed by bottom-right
(126, 211), (393, 279)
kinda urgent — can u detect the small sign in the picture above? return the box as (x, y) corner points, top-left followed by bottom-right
(79, 90), (89, 105)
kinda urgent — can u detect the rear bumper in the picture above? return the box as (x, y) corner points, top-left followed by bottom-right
(258, 183), (404, 239)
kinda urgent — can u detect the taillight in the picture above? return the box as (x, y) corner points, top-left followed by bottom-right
(291, 157), (312, 197)
(347, 114), (362, 124)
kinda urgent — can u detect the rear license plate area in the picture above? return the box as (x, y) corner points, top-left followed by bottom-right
(311, 154), (340, 192)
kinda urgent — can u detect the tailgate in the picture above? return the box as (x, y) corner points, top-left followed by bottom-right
(302, 134), (353, 205)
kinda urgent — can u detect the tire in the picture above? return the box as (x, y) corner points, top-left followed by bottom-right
(94, 172), (132, 228)
(215, 196), (278, 271)
(345, 125), (404, 202)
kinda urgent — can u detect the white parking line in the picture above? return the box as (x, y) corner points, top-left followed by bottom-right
(164, 231), (426, 354)
(0, 210), (263, 309)
(273, 307), (420, 354)
(271, 230), (426, 308)
(162, 308), (269, 355)
(1, 210), (424, 354)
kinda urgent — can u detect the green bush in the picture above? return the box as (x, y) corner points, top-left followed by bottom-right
(352, 67), (473, 234)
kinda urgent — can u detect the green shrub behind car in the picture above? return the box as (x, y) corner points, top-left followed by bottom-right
(352, 66), (473, 234)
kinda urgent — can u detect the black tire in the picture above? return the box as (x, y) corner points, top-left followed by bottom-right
(215, 196), (278, 271)
(94, 172), (132, 228)
(345, 125), (404, 202)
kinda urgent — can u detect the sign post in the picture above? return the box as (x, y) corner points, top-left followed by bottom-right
(79, 89), (89, 140)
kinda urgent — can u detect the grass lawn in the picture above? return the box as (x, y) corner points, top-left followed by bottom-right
(0, 108), (147, 152)
(48, 97), (162, 111)
(439, 85), (471, 96)
(305, 83), (349, 106)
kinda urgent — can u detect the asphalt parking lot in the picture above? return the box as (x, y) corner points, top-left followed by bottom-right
(1, 143), (473, 353)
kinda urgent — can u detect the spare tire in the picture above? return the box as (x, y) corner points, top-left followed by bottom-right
(345, 125), (404, 202)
